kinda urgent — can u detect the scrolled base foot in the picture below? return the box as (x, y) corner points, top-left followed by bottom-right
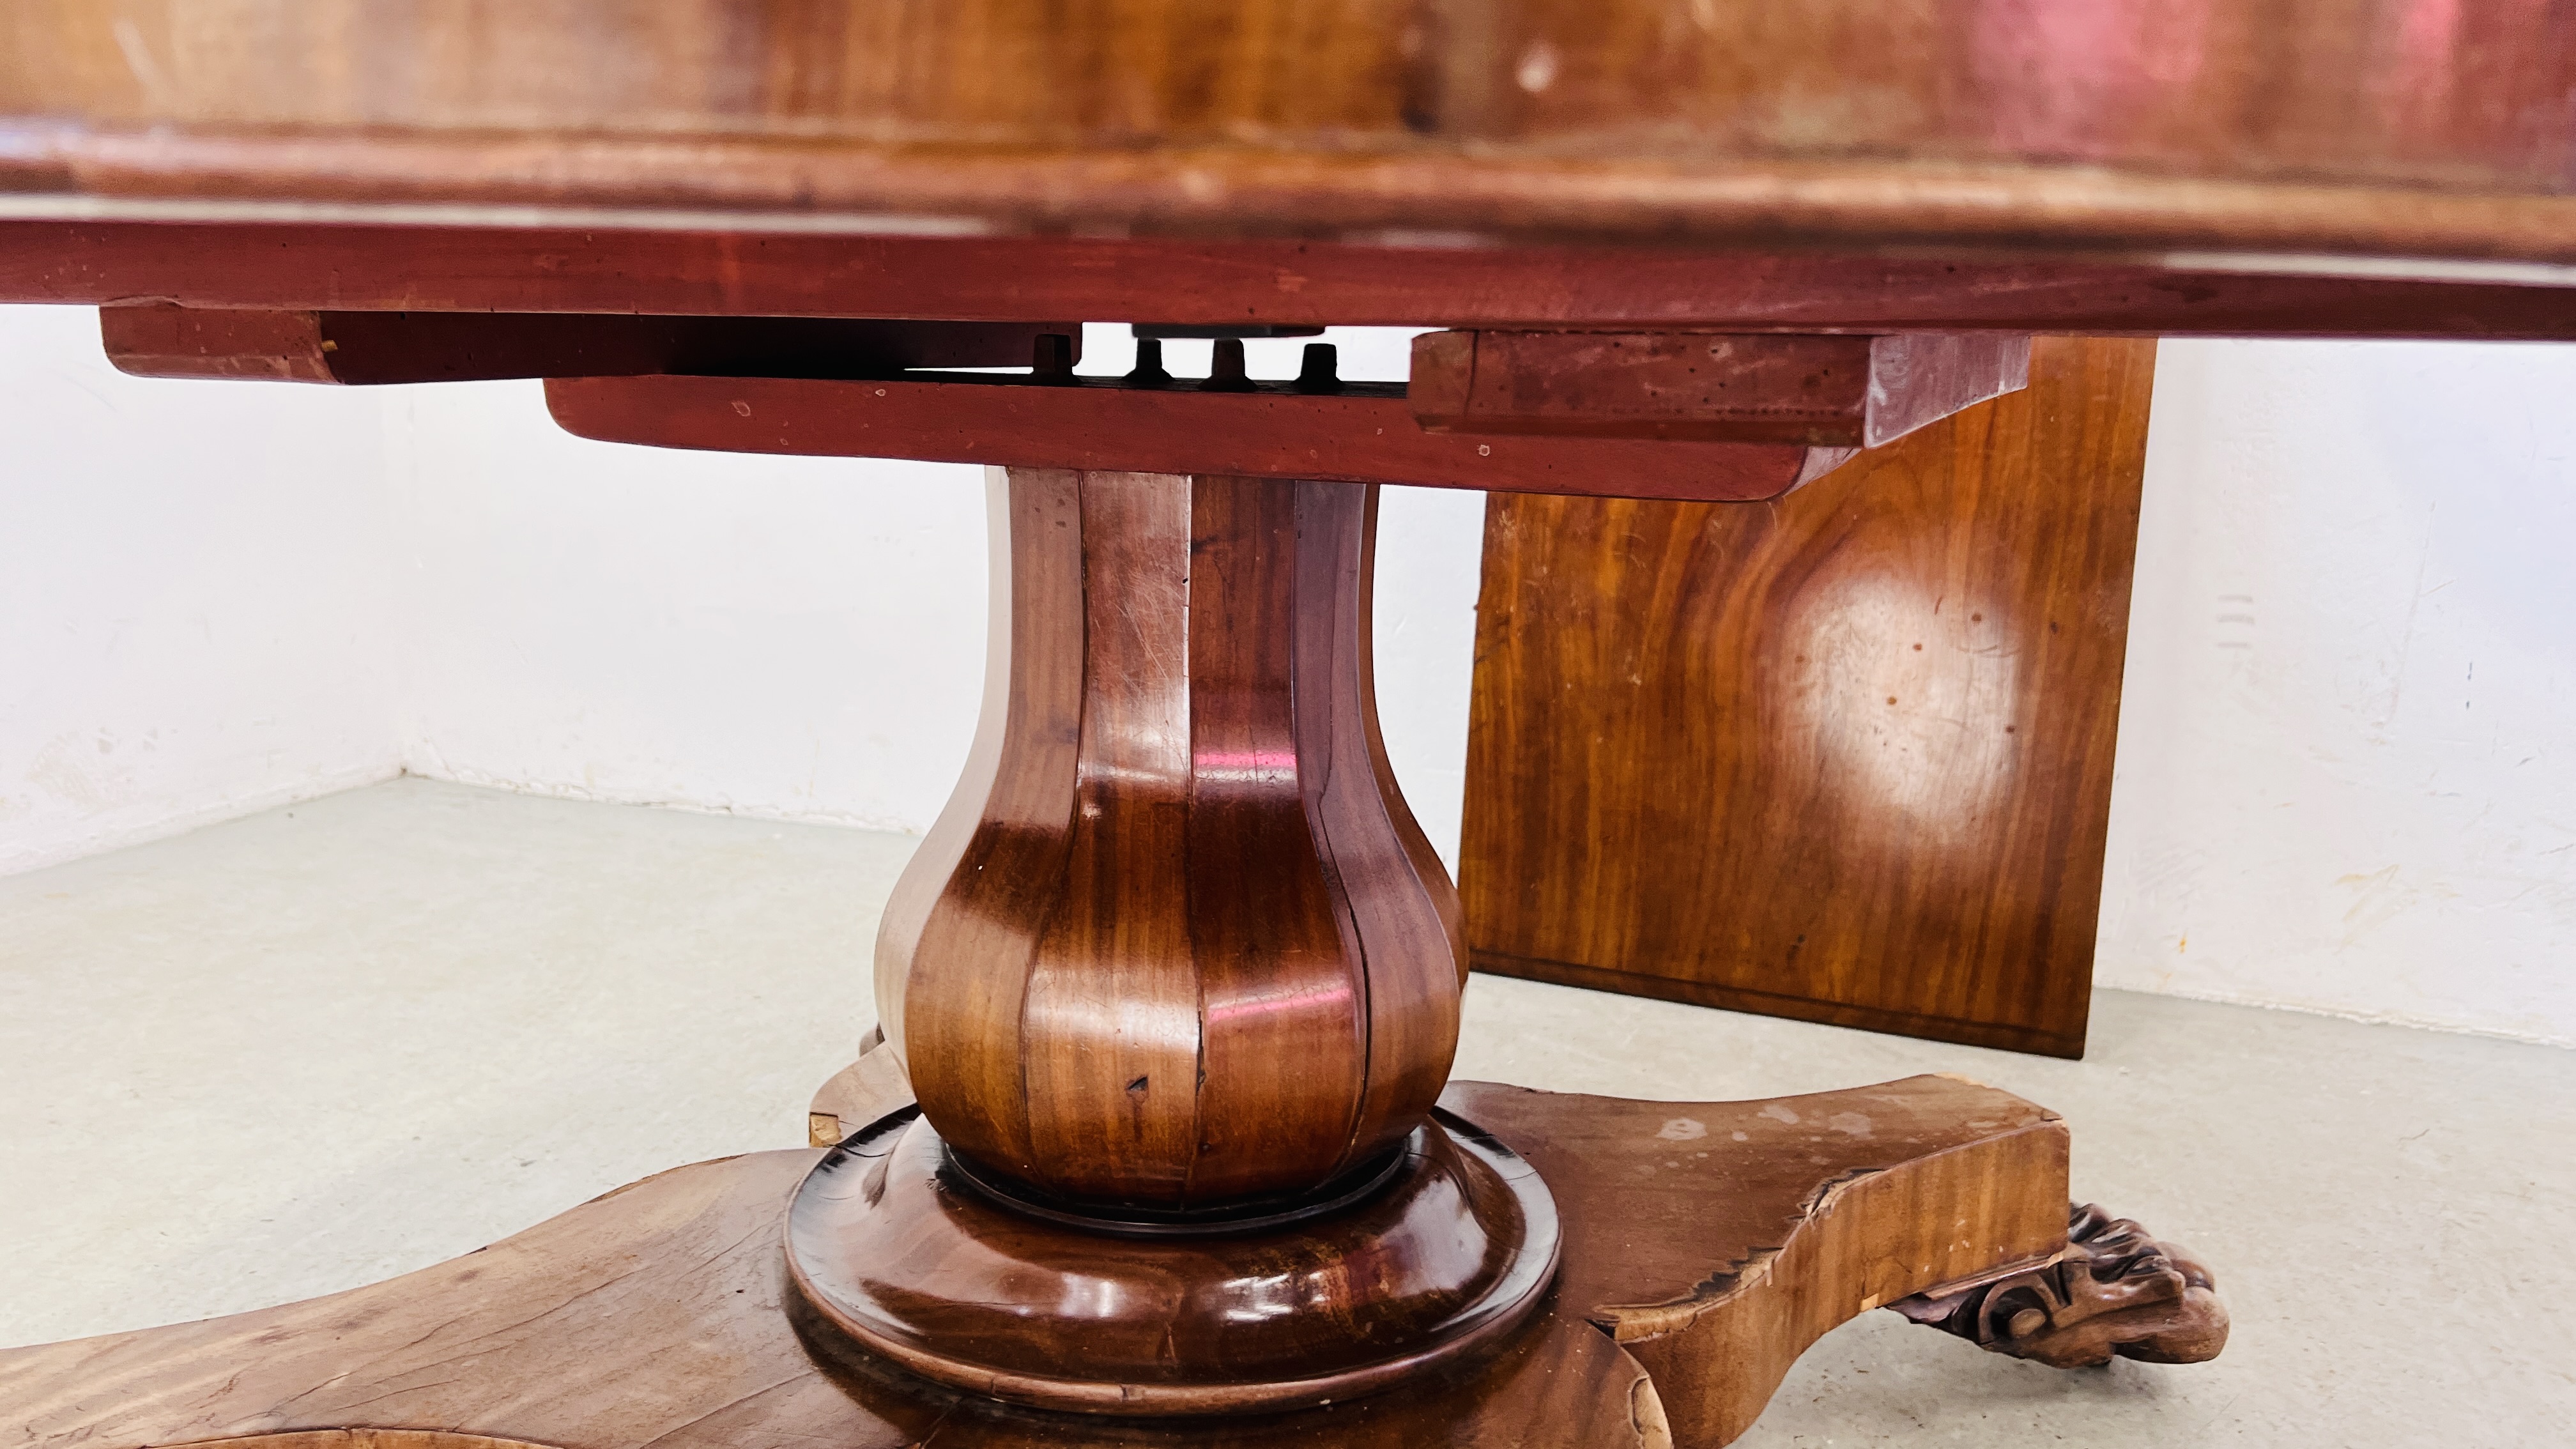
(1890, 1202), (2230, 1368)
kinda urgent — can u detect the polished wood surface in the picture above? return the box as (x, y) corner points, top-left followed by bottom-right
(11, 221), (2576, 337)
(0, 1072), (2071, 1449)
(1454, 1076), (2069, 1447)
(20, 220), (2576, 337)
(548, 372), (1846, 501)
(1409, 331), (2029, 447)
(785, 1105), (1558, 1416)
(879, 469), (1462, 1211)
(809, 1024), (911, 1146)
(1463, 336), (2154, 1057)
(0, 3), (2426, 1434)
(98, 305), (1068, 384)
(4, 3), (2573, 263)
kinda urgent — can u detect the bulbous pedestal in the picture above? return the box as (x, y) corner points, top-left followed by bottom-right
(874, 468), (1466, 1211)
(793, 467), (1537, 1415)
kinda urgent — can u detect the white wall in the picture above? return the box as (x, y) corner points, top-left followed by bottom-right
(385, 383), (990, 832)
(2097, 341), (2576, 1045)
(0, 307), (404, 875)
(7, 308), (2573, 1046)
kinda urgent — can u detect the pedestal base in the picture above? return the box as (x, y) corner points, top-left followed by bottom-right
(0, 1070), (2214, 1449)
(785, 1106), (1559, 1416)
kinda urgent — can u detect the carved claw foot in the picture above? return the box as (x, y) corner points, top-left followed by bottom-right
(1890, 1202), (2230, 1368)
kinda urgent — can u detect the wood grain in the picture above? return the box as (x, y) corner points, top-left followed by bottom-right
(783, 1107), (1559, 1416)
(1409, 330), (2030, 447)
(0, 1145), (1634, 1449)
(1447, 1075), (2070, 1447)
(0, 1074), (2068, 1449)
(545, 372), (1844, 502)
(882, 469), (1464, 1211)
(807, 1026), (911, 1146)
(1462, 336), (2155, 1057)
(3, 2), (2574, 262)
(13, 222), (2576, 338)
(0, 1152), (946, 1449)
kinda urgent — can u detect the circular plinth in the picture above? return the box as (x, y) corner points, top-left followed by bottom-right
(785, 1107), (1561, 1418)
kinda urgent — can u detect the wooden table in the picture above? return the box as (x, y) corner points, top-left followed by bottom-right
(4, 4), (2569, 1445)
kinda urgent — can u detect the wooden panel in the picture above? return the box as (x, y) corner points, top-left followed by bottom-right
(13, 222), (2576, 339)
(3, 3), (2575, 261)
(1461, 335), (2155, 1057)
(1409, 330), (2030, 447)
(544, 372), (1848, 501)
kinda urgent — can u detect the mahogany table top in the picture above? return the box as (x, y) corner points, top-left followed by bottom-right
(1, 1), (2572, 335)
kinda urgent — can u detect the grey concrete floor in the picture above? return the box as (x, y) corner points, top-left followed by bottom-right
(3, 777), (2571, 1446)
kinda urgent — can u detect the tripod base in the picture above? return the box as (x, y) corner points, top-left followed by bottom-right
(0, 1069), (2156, 1448)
